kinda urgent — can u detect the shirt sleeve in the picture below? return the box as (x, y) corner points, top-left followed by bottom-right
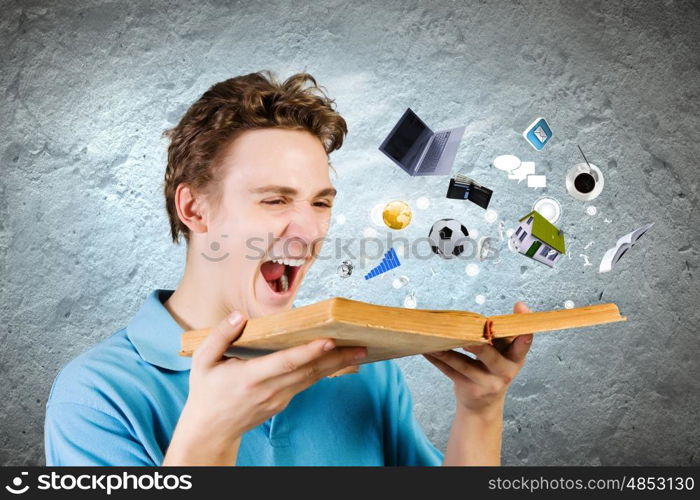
(383, 361), (444, 466)
(45, 401), (154, 466)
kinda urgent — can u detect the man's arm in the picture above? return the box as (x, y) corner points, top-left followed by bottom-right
(45, 401), (154, 466)
(443, 399), (505, 466)
(424, 302), (533, 466)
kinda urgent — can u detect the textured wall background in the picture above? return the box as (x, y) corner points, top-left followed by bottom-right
(1, 0), (699, 466)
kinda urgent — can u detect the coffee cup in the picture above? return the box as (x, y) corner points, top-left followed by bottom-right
(566, 163), (604, 201)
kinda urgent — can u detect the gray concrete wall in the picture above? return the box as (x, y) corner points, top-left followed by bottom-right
(1, 0), (698, 465)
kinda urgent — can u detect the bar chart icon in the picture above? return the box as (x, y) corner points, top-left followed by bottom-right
(364, 248), (401, 280)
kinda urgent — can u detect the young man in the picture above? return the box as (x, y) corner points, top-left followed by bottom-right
(44, 71), (533, 466)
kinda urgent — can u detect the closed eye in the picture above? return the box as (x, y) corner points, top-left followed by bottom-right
(261, 197), (333, 208)
(261, 198), (288, 205)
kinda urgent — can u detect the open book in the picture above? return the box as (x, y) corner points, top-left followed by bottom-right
(599, 223), (654, 273)
(180, 298), (626, 375)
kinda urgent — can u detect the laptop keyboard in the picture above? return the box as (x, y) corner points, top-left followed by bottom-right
(419, 131), (450, 173)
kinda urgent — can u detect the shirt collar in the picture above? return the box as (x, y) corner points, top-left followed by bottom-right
(126, 289), (192, 371)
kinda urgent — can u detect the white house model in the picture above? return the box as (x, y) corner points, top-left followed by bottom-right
(510, 210), (566, 267)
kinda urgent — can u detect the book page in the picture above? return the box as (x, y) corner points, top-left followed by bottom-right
(599, 223), (654, 273)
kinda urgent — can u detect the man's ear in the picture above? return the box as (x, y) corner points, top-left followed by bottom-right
(174, 183), (208, 235)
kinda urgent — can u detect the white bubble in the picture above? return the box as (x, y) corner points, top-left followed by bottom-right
(395, 246), (405, 258)
(363, 227), (378, 238)
(335, 214), (346, 225)
(416, 196), (431, 210)
(392, 276), (410, 289)
(493, 154), (521, 172)
(465, 263), (480, 277)
(370, 203), (385, 226)
(475, 295), (486, 305)
(506, 228), (515, 237)
(564, 300), (575, 309)
(484, 209), (498, 224)
(586, 206), (598, 216)
(469, 228), (480, 239)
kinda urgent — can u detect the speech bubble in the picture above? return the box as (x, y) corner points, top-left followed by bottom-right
(493, 155), (521, 172)
(527, 174), (547, 188)
(508, 161), (536, 183)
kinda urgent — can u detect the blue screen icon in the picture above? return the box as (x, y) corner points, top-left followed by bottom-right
(523, 117), (553, 151)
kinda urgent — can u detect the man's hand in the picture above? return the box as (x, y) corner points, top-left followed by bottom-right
(423, 301), (533, 416)
(163, 311), (367, 465)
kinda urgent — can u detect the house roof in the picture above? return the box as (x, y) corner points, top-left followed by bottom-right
(519, 210), (566, 253)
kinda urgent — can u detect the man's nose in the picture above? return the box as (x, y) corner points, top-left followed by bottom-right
(284, 201), (328, 253)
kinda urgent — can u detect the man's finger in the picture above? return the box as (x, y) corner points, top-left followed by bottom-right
(505, 301), (533, 363)
(426, 350), (496, 386)
(462, 343), (517, 376)
(423, 354), (467, 385)
(246, 338), (363, 381)
(272, 346), (367, 393)
(192, 311), (247, 367)
(513, 301), (530, 314)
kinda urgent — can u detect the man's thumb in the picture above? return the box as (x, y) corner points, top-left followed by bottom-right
(505, 302), (533, 363)
(191, 311), (247, 367)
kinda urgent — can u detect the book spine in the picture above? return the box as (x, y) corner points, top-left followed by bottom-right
(483, 319), (494, 345)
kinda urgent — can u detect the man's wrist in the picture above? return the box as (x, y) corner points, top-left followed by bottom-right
(163, 401), (242, 465)
(456, 397), (506, 424)
(444, 398), (506, 466)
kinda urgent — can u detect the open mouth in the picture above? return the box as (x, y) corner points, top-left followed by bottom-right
(259, 258), (305, 294)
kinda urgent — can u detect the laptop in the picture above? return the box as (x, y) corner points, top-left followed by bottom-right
(379, 108), (466, 176)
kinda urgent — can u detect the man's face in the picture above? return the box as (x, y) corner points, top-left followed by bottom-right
(198, 128), (335, 318)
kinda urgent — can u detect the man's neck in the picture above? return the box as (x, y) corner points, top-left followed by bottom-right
(164, 269), (231, 331)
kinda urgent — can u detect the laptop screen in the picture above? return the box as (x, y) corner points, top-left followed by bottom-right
(380, 108), (430, 167)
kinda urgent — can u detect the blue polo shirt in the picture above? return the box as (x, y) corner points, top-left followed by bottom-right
(44, 289), (444, 466)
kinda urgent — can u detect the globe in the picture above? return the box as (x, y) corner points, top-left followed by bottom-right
(382, 200), (412, 230)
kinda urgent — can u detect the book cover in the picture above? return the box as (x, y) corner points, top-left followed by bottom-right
(180, 298), (626, 371)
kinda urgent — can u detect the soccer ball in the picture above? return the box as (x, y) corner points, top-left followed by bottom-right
(428, 219), (470, 259)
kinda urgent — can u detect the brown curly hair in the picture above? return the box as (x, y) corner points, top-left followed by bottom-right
(163, 70), (348, 244)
